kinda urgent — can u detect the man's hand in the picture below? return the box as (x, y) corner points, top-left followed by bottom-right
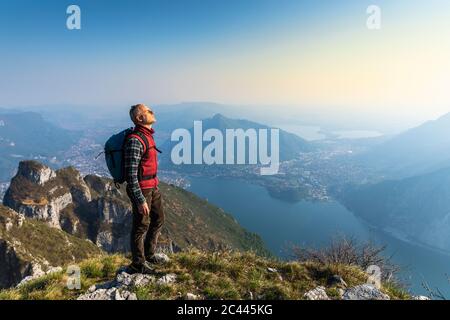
(138, 202), (150, 216)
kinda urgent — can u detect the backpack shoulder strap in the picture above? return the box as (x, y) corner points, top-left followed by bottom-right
(128, 131), (150, 155)
(127, 130), (162, 154)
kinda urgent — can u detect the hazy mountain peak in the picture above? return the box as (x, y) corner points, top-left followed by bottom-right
(211, 113), (227, 120)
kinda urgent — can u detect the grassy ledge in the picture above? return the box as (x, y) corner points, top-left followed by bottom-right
(0, 249), (410, 300)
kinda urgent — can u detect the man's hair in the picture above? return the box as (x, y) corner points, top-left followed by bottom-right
(129, 104), (145, 123)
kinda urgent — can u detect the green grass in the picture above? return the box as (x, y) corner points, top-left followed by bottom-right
(0, 250), (411, 300)
(0, 254), (128, 300)
(0, 204), (102, 268)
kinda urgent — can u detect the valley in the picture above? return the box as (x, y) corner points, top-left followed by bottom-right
(2, 106), (450, 297)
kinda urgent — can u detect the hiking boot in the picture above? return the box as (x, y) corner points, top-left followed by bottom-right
(128, 261), (154, 275)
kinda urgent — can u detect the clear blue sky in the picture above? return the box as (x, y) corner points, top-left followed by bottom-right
(1, 0), (449, 122)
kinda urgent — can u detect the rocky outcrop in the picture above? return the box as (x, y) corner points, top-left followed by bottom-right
(96, 197), (131, 224)
(16, 161), (56, 186)
(17, 266), (63, 287)
(342, 284), (390, 300)
(2, 162), (129, 248)
(3, 161), (269, 257)
(0, 207), (41, 288)
(0, 239), (32, 289)
(2, 161), (137, 252)
(8, 192), (72, 229)
(70, 182), (91, 204)
(0, 204), (102, 289)
(95, 231), (112, 251)
(303, 284), (394, 300)
(3, 161), (73, 229)
(77, 253), (172, 300)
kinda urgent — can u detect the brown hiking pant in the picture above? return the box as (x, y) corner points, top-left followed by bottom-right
(126, 187), (165, 266)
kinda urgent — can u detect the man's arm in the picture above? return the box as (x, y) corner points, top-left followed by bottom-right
(124, 137), (146, 205)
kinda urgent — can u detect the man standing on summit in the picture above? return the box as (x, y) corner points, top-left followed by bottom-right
(124, 103), (164, 274)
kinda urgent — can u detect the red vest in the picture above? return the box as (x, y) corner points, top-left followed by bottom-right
(128, 125), (159, 189)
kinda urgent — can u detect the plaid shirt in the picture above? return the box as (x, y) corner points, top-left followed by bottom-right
(124, 136), (146, 205)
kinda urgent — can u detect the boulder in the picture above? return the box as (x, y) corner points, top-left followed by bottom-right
(77, 287), (137, 300)
(304, 286), (329, 300)
(185, 293), (200, 300)
(150, 253), (171, 264)
(342, 284), (390, 300)
(412, 295), (431, 300)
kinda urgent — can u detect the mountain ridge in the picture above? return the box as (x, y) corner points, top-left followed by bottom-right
(160, 113), (312, 166)
(0, 249), (411, 300)
(357, 111), (450, 179)
(0, 111), (79, 181)
(2, 160), (269, 256)
(339, 165), (450, 253)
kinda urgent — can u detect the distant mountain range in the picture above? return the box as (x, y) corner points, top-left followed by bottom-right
(160, 113), (312, 167)
(357, 112), (450, 179)
(340, 165), (450, 253)
(5, 106), (450, 257)
(324, 111), (450, 253)
(0, 111), (80, 181)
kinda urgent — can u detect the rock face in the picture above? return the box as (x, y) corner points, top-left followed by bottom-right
(96, 197), (130, 224)
(2, 162), (135, 253)
(16, 161), (56, 185)
(0, 239), (31, 289)
(70, 183), (91, 204)
(2, 160), (269, 257)
(0, 204), (101, 289)
(342, 284), (390, 300)
(3, 161), (74, 229)
(17, 266), (63, 287)
(10, 193), (72, 229)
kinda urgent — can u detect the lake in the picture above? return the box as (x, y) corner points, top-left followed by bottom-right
(187, 176), (450, 297)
